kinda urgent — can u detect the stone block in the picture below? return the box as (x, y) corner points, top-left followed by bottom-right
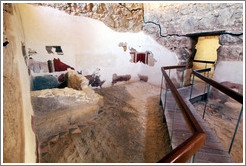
(98, 110), (103, 114)
(69, 127), (81, 134)
(40, 143), (50, 154)
(78, 124), (87, 128)
(31, 87), (103, 142)
(58, 130), (69, 137)
(219, 34), (243, 45)
(66, 70), (89, 90)
(87, 119), (96, 125)
(39, 142), (48, 149)
(217, 45), (243, 61)
(47, 135), (59, 144)
(41, 152), (48, 157)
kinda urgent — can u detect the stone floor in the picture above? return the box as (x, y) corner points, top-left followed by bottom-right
(39, 81), (170, 163)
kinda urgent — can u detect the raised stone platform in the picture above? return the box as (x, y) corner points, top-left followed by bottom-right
(31, 87), (103, 143)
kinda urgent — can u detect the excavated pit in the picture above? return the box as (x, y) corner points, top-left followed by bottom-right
(38, 81), (170, 163)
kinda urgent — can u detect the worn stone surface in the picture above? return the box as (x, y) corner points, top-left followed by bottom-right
(31, 87), (103, 142)
(34, 3), (143, 32)
(217, 34), (243, 61)
(40, 82), (170, 163)
(65, 70), (89, 90)
(219, 34), (243, 45)
(143, 3), (243, 35)
(3, 12), (25, 163)
(157, 36), (197, 65)
(143, 3), (243, 65)
(3, 4), (36, 163)
(33, 3), (243, 65)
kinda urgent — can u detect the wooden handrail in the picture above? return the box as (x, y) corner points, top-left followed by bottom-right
(164, 65), (186, 70)
(192, 69), (243, 104)
(193, 60), (215, 64)
(158, 132), (205, 163)
(162, 67), (204, 133)
(159, 66), (206, 163)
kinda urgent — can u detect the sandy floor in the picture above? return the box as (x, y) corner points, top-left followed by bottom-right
(193, 97), (243, 163)
(40, 81), (170, 163)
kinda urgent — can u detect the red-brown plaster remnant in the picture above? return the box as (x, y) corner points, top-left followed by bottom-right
(112, 74), (131, 85)
(58, 74), (65, 83)
(138, 74), (148, 82)
(53, 58), (74, 72)
(130, 50), (156, 66)
(85, 75), (105, 88)
(48, 58), (74, 73)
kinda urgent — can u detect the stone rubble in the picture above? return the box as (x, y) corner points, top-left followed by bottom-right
(31, 70), (104, 143)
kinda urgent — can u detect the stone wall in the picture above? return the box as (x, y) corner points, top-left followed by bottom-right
(24, 2), (243, 87)
(142, 3), (243, 85)
(143, 3), (243, 35)
(17, 3), (179, 87)
(217, 34), (243, 61)
(32, 2), (243, 66)
(143, 3), (243, 63)
(34, 3), (143, 32)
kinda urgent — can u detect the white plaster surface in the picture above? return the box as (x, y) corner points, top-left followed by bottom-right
(212, 61), (243, 85)
(17, 4), (178, 87)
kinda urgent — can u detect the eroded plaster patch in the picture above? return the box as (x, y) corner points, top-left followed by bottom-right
(84, 68), (105, 88)
(45, 46), (63, 55)
(129, 49), (157, 66)
(28, 48), (37, 55)
(118, 42), (127, 52)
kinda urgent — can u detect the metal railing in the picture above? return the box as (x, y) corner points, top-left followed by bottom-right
(158, 65), (206, 163)
(192, 60), (215, 79)
(191, 68), (243, 154)
(193, 59), (215, 64)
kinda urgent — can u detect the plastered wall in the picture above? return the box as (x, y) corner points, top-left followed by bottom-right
(3, 4), (36, 163)
(17, 3), (178, 87)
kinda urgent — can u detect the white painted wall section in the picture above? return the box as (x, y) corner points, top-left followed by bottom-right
(212, 61), (243, 85)
(17, 3), (178, 87)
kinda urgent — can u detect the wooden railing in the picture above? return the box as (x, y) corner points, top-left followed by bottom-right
(192, 68), (243, 153)
(158, 66), (206, 163)
(192, 69), (243, 104)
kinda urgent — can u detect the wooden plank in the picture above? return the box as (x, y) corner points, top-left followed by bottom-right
(161, 85), (234, 163)
(195, 152), (233, 163)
